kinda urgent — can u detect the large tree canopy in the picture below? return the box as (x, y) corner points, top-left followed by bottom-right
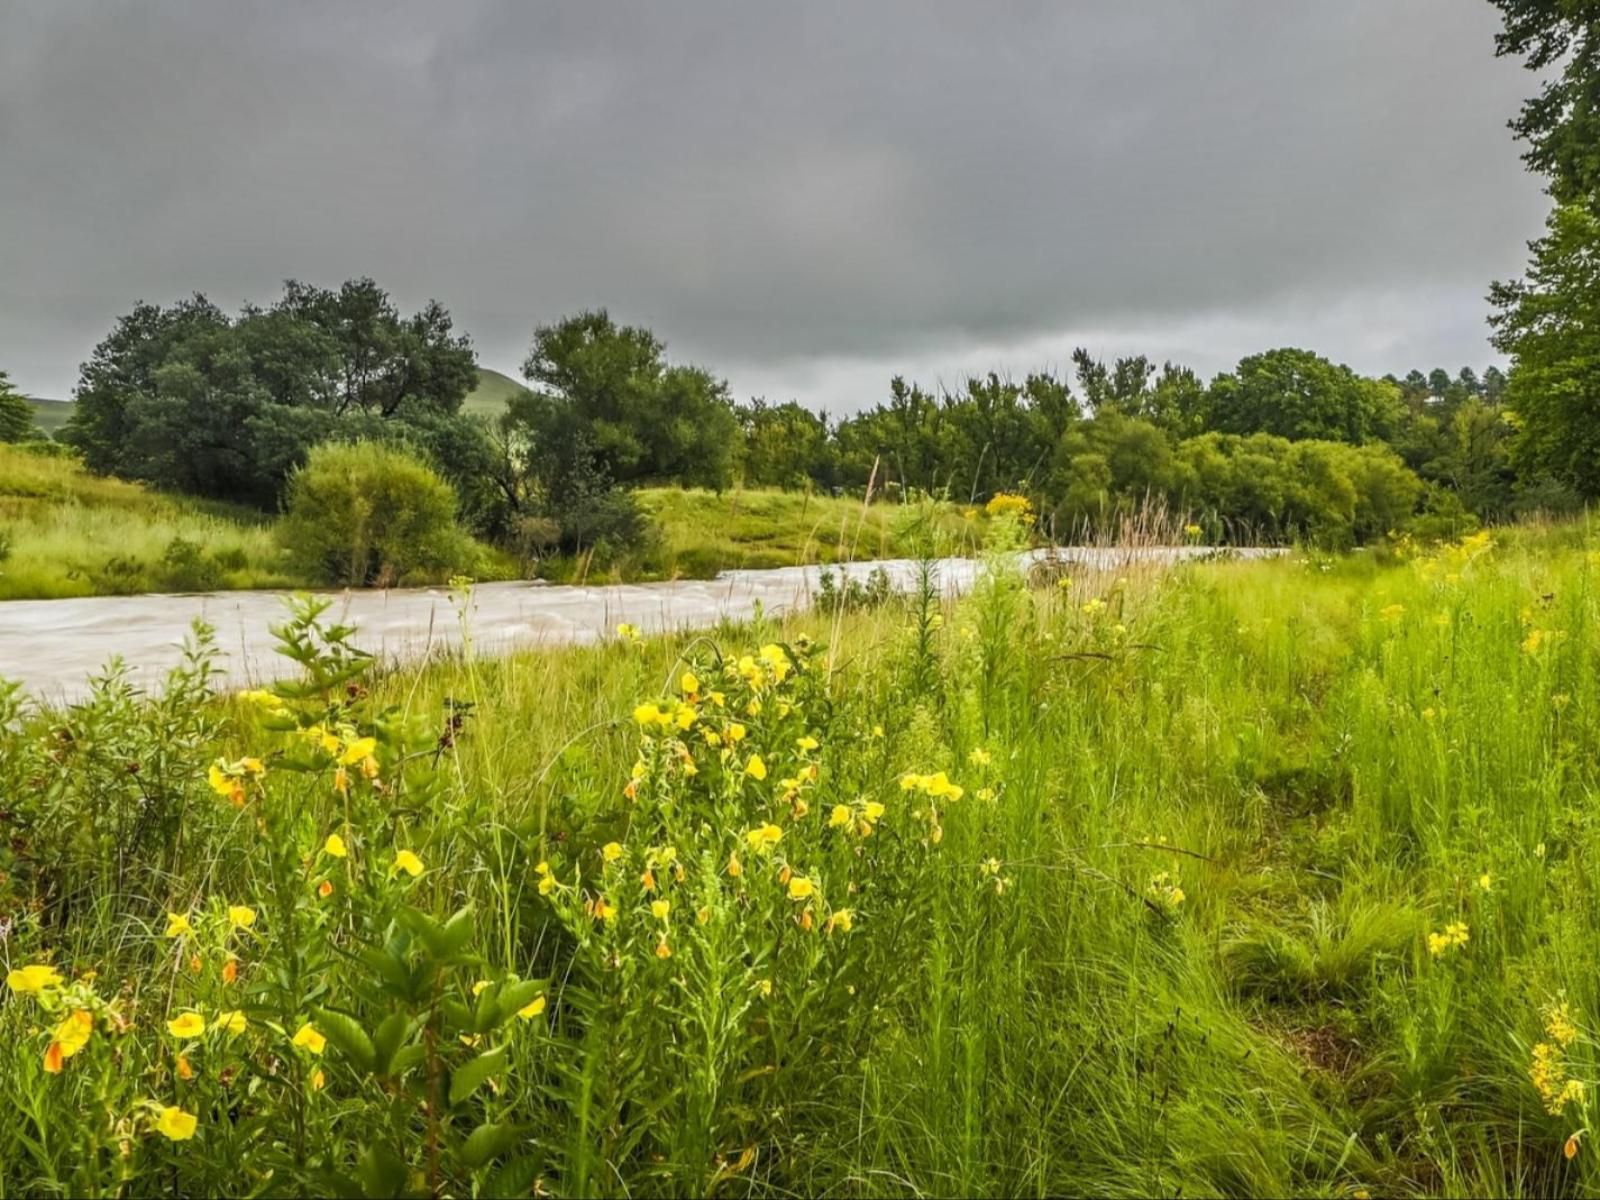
(1490, 203), (1600, 497)
(63, 279), (478, 508)
(1492, 0), (1600, 207)
(513, 309), (739, 491)
(1206, 348), (1401, 444)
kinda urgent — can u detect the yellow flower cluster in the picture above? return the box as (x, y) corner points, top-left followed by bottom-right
(984, 492), (1033, 521)
(1531, 1040), (1587, 1115)
(1147, 871), (1185, 912)
(1427, 921), (1469, 957)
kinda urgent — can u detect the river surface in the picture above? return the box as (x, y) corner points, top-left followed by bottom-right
(0, 547), (1280, 703)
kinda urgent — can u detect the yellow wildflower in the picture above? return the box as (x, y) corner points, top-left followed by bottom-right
(968, 747), (991, 767)
(392, 850), (425, 878)
(324, 833), (348, 859)
(6, 964), (62, 994)
(165, 912), (193, 938)
(167, 1011), (206, 1039)
(680, 671), (700, 695)
(745, 755), (768, 781)
(797, 735), (819, 753)
(227, 905), (257, 930)
(291, 1023), (326, 1055)
(825, 908), (854, 934)
(53, 1009), (94, 1059)
(727, 723), (747, 742)
(213, 1010), (248, 1035)
(154, 1106), (198, 1142)
(518, 995), (547, 1020)
(650, 899), (671, 921)
(340, 737), (376, 766)
(787, 876), (815, 901)
(602, 841), (624, 864)
(829, 804), (852, 829)
(745, 823), (783, 853)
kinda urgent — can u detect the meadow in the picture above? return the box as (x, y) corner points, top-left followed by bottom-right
(3, 512), (1598, 1198)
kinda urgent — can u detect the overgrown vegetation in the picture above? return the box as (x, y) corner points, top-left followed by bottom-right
(6, 518), (1600, 1195)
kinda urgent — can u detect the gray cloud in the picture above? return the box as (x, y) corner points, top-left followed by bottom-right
(0, 1), (1549, 409)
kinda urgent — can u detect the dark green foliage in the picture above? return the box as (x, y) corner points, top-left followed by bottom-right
(276, 442), (476, 587)
(516, 309), (740, 490)
(0, 370), (40, 442)
(1207, 348), (1401, 443)
(62, 281), (478, 509)
(1491, 204), (1600, 500)
(1491, 0), (1600, 208)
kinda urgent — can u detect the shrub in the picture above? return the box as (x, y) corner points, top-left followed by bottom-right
(157, 536), (226, 593)
(277, 441), (476, 587)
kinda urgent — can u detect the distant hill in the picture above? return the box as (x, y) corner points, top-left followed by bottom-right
(17, 367), (527, 438)
(26, 397), (73, 437)
(462, 366), (529, 418)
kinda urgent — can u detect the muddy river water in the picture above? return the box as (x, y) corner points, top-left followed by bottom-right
(0, 547), (1281, 703)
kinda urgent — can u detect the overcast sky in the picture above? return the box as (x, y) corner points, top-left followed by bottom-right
(0, 1), (1549, 410)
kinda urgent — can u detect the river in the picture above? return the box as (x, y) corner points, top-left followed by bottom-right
(0, 546), (1281, 703)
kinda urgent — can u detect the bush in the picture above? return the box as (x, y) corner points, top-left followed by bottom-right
(277, 441), (476, 587)
(156, 536), (226, 593)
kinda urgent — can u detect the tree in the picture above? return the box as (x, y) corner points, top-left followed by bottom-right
(1207, 348), (1399, 444)
(0, 371), (37, 442)
(1490, 203), (1600, 497)
(1491, 1), (1600, 207)
(62, 281), (479, 509)
(517, 310), (737, 490)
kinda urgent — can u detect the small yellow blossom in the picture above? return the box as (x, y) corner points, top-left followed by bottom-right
(154, 1106), (198, 1141)
(602, 841), (624, 864)
(787, 876), (816, 901)
(745, 755), (768, 781)
(227, 905), (257, 930)
(53, 1009), (94, 1059)
(324, 833), (348, 859)
(292, 1023), (326, 1055)
(167, 1011), (206, 1040)
(650, 899), (671, 921)
(680, 671), (700, 695)
(213, 1010), (248, 1035)
(518, 995), (547, 1020)
(392, 850), (425, 878)
(165, 912), (193, 938)
(829, 804), (852, 829)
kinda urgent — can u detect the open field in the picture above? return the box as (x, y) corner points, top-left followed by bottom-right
(4, 522), (1598, 1196)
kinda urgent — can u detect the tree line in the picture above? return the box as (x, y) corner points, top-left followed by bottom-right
(0, 285), (1561, 562)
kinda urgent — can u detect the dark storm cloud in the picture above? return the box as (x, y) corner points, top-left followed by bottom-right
(0, 1), (1549, 408)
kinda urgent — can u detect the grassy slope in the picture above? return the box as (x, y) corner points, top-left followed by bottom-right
(0, 444), (293, 599)
(5, 527), (1596, 1195)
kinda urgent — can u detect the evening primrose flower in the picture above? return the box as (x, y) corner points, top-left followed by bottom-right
(602, 841), (624, 864)
(291, 1023), (326, 1055)
(324, 833), (347, 859)
(797, 735), (819, 753)
(227, 905), (257, 930)
(52, 1009), (94, 1060)
(650, 899), (671, 921)
(213, 1010), (248, 1035)
(745, 823), (783, 853)
(787, 876), (816, 901)
(339, 737), (376, 765)
(745, 755), (768, 781)
(825, 909), (854, 934)
(680, 671), (700, 695)
(154, 1105), (198, 1141)
(167, 1011), (206, 1039)
(829, 804), (852, 829)
(392, 850), (425, 878)
(727, 723), (747, 742)
(518, 995), (546, 1020)
(165, 912), (193, 938)
(7, 964), (64, 994)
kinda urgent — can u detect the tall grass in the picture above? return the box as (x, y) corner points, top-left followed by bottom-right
(0, 444), (291, 599)
(4, 519), (1600, 1196)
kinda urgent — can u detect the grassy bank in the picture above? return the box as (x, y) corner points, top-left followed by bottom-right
(537, 486), (988, 582)
(0, 444), (294, 599)
(0, 445), (987, 599)
(4, 521), (1600, 1195)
